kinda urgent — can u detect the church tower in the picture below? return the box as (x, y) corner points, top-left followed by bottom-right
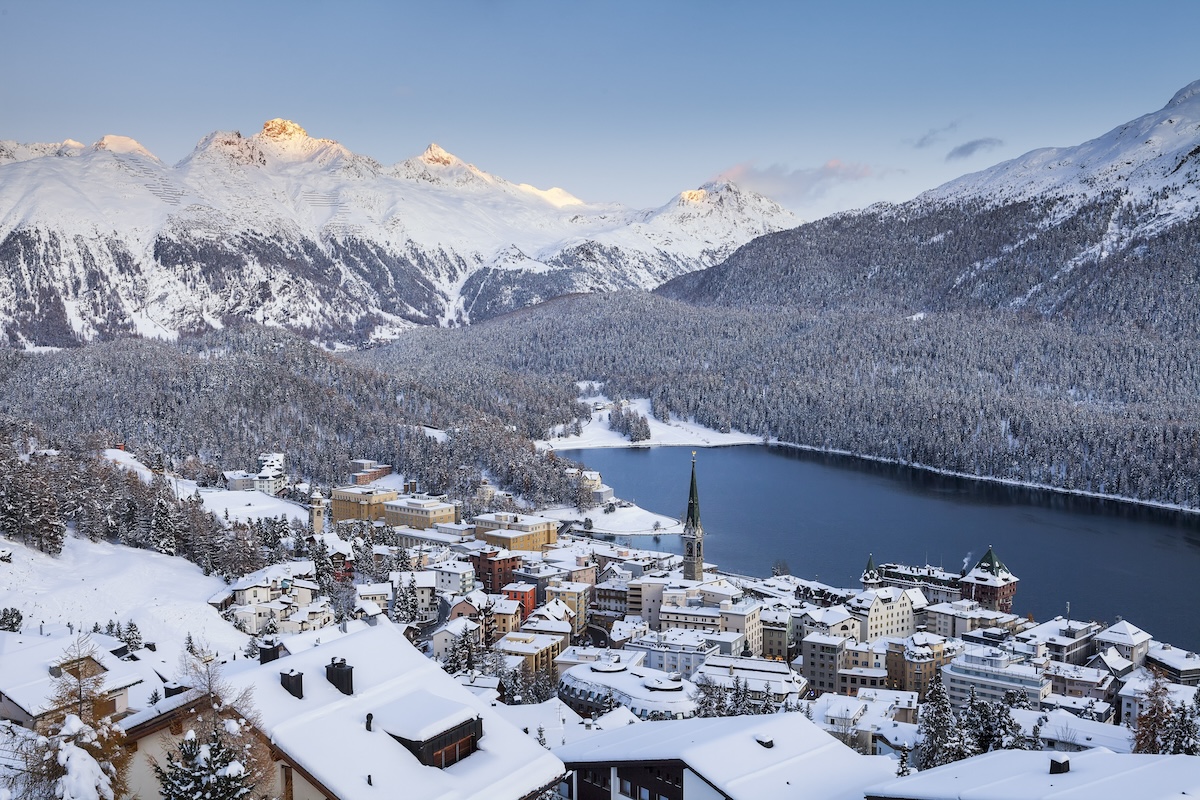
(681, 453), (704, 582)
(862, 553), (882, 590)
(310, 490), (327, 534)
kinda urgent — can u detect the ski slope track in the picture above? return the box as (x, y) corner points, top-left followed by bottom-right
(0, 119), (796, 346)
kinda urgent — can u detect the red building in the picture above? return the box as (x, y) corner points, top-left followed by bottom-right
(502, 581), (538, 622)
(468, 546), (523, 594)
(959, 545), (1019, 613)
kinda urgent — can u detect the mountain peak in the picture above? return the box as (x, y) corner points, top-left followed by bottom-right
(259, 119), (309, 141)
(92, 135), (157, 160)
(420, 143), (459, 167)
(1166, 78), (1200, 109)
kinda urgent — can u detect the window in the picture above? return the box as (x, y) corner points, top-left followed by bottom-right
(619, 778), (633, 797)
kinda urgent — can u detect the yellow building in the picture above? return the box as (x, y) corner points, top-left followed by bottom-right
(493, 631), (563, 674)
(382, 494), (457, 529)
(473, 512), (559, 552)
(329, 486), (399, 523)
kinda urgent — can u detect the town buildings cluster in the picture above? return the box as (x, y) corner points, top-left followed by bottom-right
(1, 453), (1197, 799)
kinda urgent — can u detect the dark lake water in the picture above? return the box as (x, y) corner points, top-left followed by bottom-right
(560, 445), (1200, 651)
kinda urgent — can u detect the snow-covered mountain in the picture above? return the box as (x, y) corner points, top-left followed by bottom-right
(661, 79), (1200, 337)
(0, 119), (796, 346)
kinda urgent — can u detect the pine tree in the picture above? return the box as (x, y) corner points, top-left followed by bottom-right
(121, 620), (142, 651)
(1002, 688), (1033, 710)
(154, 727), (253, 800)
(0, 606), (21, 632)
(1134, 670), (1174, 754)
(915, 672), (975, 770)
(1161, 701), (1199, 755)
(311, 536), (335, 598)
(895, 746), (913, 777)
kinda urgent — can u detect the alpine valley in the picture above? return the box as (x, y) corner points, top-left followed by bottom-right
(0, 118), (794, 346)
(3, 82), (1200, 512)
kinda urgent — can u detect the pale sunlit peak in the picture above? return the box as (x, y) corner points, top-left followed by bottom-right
(420, 143), (460, 167)
(91, 135), (158, 160)
(259, 118), (309, 141)
(517, 183), (584, 208)
(679, 188), (708, 204)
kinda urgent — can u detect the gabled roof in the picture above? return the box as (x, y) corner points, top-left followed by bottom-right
(555, 712), (893, 799)
(219, 622), (562, 800)
(1096, 619), (1152, 647)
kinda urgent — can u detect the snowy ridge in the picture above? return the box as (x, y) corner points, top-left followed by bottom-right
(0, 119), (797, 345)
(925, 79), (1200, 229)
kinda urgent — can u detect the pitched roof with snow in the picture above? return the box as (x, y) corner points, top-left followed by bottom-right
(865, 747), (1200, 799)
(223, 621), (562, 800)
(556, 712), (894, 799)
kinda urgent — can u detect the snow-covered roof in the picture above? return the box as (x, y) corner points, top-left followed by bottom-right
(555, 712), (894, 799)
(865, 747), (1199, 799)
(222, 621), (562, 800)
(1146, 640), (1200, 670)
(0, 631), (143, 717)
(1010, 708), (1132, 753)
(1095, 620), (1153, 647)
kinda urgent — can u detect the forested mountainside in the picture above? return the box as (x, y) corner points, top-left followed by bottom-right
(0, 119), (793, 346)
(660, 81), (1200, 339)
(355, 292), (1200, 509)
(0, 326), (588, 507)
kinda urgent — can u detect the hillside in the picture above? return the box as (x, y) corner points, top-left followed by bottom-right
(660, 80), (1200, 339)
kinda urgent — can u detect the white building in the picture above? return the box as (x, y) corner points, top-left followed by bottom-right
(848, 587), (927, 642)
(1094, 620), (1153, 668)
(692, 654), (807, 708)
(941, 645), (1051, 707)
(558, 660), (699, 721)
(433, 560), (476, 596)
(625, 628), (719, 678)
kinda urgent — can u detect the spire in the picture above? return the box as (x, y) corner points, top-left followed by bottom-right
(862, 553), (880, 580)
(684, 451), (701, 533)
(974, 544), (1010, 577)
(681, 452), (704, 583)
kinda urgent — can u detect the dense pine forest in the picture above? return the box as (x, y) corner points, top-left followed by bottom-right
(357, 292), (1200, 509)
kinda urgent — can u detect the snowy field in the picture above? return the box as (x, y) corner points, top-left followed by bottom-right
(540, 393), (761, 451)
(103, 448), (308, 525)
(0, 535), (247, 664)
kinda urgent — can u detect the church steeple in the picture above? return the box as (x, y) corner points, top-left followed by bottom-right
(682, 452), (704, 582)
(862, 553), (882, 589)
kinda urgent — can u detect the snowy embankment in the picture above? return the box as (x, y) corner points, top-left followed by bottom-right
(538, 503), (682, 537)
(539, 393), (761, 451)
(0, 535), (245, 661)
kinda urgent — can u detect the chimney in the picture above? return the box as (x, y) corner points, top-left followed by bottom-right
(164, 681), (187, 698)
(280, 670), (304, 699)
(1049, 754), (1070, 775)
(259, 639), (284, 664)
(366, 712), (373, 732)
(326, 657), (354, 695)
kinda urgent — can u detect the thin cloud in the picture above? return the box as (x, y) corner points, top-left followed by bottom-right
(718, 159), (874, 204)
(914, 122), (958, 149)
(946, 137), (1004, 161)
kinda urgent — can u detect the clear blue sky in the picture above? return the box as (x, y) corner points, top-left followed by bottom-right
(2, 0), (1198, 219)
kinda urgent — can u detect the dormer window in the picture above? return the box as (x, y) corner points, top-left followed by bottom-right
(376, 691), (483, 769)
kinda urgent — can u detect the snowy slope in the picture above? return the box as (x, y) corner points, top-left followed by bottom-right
(925, 79), (1200, 229)
(0, 119), (796, 346)
(660, 79), (1200, 334)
